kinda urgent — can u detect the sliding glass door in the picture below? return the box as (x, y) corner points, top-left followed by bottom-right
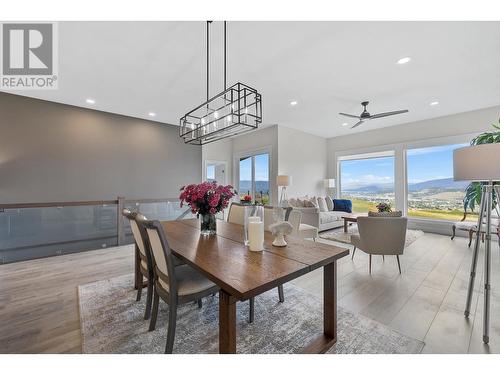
(339, 152), (395, 213)
(238, 152), (270, 205)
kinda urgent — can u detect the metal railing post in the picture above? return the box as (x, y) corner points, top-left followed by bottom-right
(117, 196), (125, 246)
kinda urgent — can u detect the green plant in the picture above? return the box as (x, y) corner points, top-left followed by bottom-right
(463, 122), (500, 214)
(376, 202), (392, 213)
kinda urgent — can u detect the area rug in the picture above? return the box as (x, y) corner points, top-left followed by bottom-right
(78, 274), (424, 354)
(320, 226), (424, 247)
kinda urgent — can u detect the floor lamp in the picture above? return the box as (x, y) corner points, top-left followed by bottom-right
(453, 143), (500, 344)
(277, 175), (291, 207)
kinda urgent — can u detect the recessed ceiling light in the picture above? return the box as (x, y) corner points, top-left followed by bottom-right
(86, 98), (95, 104)
(342, 123), (349, 127)
(290, 100), (298, 106)
(148, 112), (156, 117)
(430, 101), (439, 106)
(396, 57), (411, 65)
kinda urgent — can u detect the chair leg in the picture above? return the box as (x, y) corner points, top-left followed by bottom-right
(165, 304), (177, 354)
(351, 246), (356, 260)
(468, 230), (474, 247)
(382, 255), (385, 261)
(148, 289), (160, 332)
(396, 255), (402, 274)
(197, 299), (203, 308)
(136, 276), (143, 302)
(144, 280), (153, 320)
(369, 254), (372, 274)
(451, 225), (456, 240)
(248, 297), (255, 323)
(278, 285), (285, 303)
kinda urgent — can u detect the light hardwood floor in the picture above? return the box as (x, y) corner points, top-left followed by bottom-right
(0, 232), (499, 353)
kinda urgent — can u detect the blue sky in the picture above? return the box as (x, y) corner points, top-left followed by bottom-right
(239, 153), (269, 181)
(341, 143), (467, 188)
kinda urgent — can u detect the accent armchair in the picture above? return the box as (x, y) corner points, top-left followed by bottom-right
(351, 216), (408, 274)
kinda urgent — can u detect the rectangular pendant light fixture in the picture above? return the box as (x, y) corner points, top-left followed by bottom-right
(179, 21), (262, 145)
(180, 82), (262, 145)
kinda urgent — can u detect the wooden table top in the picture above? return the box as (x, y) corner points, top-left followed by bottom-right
(161, 219), (349, 300)
(341, 212), (368, 220)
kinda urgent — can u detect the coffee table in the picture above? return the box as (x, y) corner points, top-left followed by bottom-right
(341, 213), (367, 233)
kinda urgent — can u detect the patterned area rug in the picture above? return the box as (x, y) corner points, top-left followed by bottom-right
(320, 225), (424, 247)
(78, 274), (424, 354)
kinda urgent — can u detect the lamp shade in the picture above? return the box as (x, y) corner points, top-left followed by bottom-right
(453, 143), (500, 181)
(277, 175), (291, 187)
(324, 179), (336, 188)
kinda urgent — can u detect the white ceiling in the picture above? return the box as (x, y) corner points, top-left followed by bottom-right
(5, 21), (500, 138)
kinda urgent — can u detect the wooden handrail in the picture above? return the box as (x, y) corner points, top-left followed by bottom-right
(0, 200), (118, 209)
(0, 197), (181, 210)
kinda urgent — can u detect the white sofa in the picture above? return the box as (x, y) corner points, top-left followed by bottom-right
(287, 196), (349, 232)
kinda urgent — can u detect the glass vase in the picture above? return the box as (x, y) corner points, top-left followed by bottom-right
(200, 213), (217, 235)
(244, 205), (264, 246)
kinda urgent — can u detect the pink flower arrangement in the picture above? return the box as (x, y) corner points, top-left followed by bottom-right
(180, 181), (237, 216)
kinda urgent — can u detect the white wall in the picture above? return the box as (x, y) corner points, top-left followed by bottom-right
(278, 126), (328, 197)
(201, 124), (327, 206)
(202, 138), (233, 184)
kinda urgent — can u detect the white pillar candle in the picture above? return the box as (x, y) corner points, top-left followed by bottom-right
(248, 221), (264, 252)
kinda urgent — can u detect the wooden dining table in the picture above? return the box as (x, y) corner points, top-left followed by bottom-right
(159, 218), (349, 354)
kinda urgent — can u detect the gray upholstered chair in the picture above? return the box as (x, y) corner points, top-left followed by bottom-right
(122, 209), (155, 320)
(351, 216), (408, 274)
(140, 218), (219, 354)
(227, 202), (285, 323)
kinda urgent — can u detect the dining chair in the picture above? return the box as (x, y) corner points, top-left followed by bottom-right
(227, 202), (286, 323)
(287, 209), (318, 241)
(351, 216), (408, 274)
(140, 218), (220, 354)
(122, 209), (155, 320)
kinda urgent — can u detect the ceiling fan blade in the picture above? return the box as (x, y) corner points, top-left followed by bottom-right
(339, 112), (361, 119)
(369, 109), (408, 119)
(351, 120), (364, 129)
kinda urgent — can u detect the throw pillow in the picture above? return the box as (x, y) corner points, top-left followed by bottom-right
(309, 196), (319, 208)
(317, 197), (328, 212)
(325, 196), (334, 211)
(368, 211), (403, 217)
(333, 199), (352, 213)
(303, 198), (317, 208)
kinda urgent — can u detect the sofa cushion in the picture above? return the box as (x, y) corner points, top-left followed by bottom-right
(325, 196), (334, 211)
(333, 199), (352, 213)
(317, 197), (328, 212)
(319, 211), (344, 224)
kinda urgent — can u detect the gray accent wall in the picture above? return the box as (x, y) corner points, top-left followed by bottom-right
(0, 92), (201, 203)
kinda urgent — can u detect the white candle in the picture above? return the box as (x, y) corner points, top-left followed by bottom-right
(248, 221), (264, 252)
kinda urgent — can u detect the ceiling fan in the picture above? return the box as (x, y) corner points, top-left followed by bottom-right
(339, 101), (409, 129)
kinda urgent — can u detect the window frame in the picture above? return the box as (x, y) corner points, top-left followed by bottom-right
(233, 146), (272, 203)
(334, 132), (479, 228)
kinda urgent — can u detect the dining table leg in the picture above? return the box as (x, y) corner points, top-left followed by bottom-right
(219, 289), (237, 353)
(301, 261), (337, 353)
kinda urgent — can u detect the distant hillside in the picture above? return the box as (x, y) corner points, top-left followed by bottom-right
(344, 178), (468, 193)
(238, 180), (269, 194)
(408, 178), (468, 191)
